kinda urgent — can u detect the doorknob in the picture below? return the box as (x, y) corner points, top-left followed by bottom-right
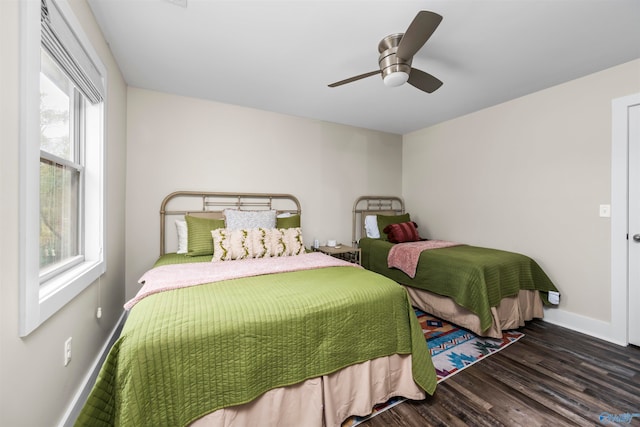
(634, 234), (640, 242)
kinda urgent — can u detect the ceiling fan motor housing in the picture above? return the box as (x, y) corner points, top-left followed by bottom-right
(378, 33), (412, 81)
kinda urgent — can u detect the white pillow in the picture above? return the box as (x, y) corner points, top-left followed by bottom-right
(224, 209), (277, 230)
(364, 215), (380, 238)
(175, 219), (188, 254)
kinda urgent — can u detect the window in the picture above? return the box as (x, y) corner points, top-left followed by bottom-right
(40, 49), (83, 280)
(19, 0), (106, 336)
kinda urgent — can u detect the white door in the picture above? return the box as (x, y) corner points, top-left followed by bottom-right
(629, 102), (640, 346)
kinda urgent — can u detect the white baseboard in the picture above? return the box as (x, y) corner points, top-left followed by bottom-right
(542, 306), (627, 347)
(58, 310), (127, 427)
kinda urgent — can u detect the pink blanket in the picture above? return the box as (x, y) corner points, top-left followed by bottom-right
(387, 240), (462, 279)
(125, 252), (361, 310)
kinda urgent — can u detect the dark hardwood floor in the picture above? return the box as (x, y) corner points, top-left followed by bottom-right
(364, 320), (640, 427)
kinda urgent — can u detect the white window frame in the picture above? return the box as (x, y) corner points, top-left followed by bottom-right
(19, 0), (107, 337)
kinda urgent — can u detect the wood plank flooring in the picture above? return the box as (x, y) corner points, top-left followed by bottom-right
(364, 320), (640, 427)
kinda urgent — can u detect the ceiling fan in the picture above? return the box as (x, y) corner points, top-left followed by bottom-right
(328, 10), (443, 93)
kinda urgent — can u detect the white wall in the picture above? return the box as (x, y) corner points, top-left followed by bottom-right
(403, 59), (640, 341)
(125, 88), (403, 299)
(0, 1), (127, 425)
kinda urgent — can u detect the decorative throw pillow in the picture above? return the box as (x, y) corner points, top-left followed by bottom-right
(383, 221), (421, 243)
(211, 227), (305, 261)
(211, 228), (253, 261)
(224, 209), (277, 230)
(255, 227), (305, 257)
(278, 227), (305, 256)
(276, 214), (301, 229)
(254, 227), (284, 258)
(175, 219), (188, 254)
(377, 213), (411, 240)
(185, 215), (226, 256)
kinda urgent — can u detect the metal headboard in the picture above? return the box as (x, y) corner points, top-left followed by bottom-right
(352, 195), (404, 246)
(160, 191), (301, 256)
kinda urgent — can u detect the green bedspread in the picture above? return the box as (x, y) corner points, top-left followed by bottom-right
(359, 238), (558, 332)
(75, 257), (436, 426)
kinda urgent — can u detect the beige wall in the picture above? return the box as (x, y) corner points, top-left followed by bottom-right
(403, 59), (640, 338)
(125, 88), (402, 299)
(0, 1), (127, 425)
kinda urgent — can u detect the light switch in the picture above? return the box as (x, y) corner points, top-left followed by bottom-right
(599, 204), (611, 218)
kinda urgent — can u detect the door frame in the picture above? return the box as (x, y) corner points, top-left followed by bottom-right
(611, 92), (640, 346)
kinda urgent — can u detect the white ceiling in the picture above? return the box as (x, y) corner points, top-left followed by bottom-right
(87, 0), (640, 135)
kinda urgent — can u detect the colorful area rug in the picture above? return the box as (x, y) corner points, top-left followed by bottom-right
(342, 308), (524, 427)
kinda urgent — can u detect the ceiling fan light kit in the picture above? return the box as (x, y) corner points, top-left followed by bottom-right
(383, 71), (409, 87)
(328, 10), (444, 93)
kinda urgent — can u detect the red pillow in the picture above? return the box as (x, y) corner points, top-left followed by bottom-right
(383, 221), (420, 243)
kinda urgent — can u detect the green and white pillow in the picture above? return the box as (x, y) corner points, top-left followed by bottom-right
(279, 227), (305, 256)
(211, 228), (253, 261)
(211, 227), (305, 261)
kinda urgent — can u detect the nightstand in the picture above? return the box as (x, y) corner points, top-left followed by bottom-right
(315, 245), (361, 265)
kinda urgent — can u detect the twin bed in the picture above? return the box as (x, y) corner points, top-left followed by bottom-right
(352, 195), (558, 339)
(77, 191), (558, 427)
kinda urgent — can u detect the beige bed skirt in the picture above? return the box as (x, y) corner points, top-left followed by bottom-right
(405, 287), (543, 339)
(190, 354), (424, 427)
(188, 290), (541, 426)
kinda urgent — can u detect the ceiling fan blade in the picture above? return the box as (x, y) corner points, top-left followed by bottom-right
(407, 68), (443, 93)
(328, 70), (381, 87)
(397, 11), (442, 60)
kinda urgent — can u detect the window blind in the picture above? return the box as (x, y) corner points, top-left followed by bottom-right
(40, 0), (104, 104)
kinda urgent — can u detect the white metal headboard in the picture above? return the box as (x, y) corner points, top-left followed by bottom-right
(352, 195), (404, 246)
(160, 191), (301, 256)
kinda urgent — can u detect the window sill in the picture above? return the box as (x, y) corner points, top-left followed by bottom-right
(20, 258), (104, 337)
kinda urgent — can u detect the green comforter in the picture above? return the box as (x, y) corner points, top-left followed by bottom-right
(75, 258), (436, 426)
(359, 238), (558, 332)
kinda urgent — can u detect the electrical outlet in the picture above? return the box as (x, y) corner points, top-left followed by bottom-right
(64, 337), (72, 366)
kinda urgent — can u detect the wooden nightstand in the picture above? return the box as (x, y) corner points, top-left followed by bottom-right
(315, 245), (361, 265)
